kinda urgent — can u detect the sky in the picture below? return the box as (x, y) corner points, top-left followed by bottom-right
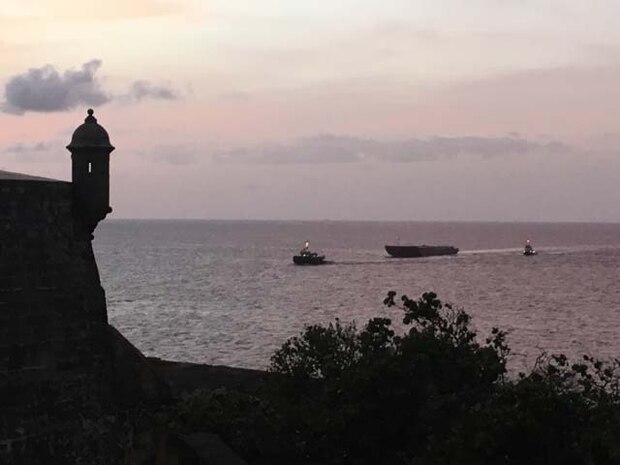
(1, 0), (620, 221)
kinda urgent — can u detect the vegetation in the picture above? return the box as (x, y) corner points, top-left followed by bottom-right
(164, 291), (620, 464)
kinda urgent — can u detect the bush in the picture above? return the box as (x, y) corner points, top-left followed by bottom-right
(431, 354), (620, 465)
(267, 291), (510, 464)
(164, 291), (620, 465)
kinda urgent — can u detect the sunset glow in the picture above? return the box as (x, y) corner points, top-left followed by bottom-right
(2, 0), (620, 221)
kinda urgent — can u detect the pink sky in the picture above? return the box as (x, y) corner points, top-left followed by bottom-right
(1, 0), (620, 221)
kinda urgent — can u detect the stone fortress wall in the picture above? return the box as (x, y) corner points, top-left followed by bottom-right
(0, 112), (169, 464)
(0, 173), (112, 461)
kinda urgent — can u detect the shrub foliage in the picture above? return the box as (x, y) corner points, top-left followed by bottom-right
(164, 291), (620, 464)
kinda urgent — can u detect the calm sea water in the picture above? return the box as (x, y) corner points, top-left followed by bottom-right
(94, 220), (620, 371)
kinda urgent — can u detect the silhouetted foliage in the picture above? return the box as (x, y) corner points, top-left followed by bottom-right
(430, 353), (620, 465)
(163, 291), (620, 464)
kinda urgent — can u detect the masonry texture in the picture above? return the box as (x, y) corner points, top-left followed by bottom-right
(0, 172), (109, 460)
(0, 111), (249, 464)
(0, 107), (176, 464)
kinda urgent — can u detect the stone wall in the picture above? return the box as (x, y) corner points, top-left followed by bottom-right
(0, 175), (119, 463)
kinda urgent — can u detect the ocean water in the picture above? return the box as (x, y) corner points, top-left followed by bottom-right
(94, 220), (620, 371)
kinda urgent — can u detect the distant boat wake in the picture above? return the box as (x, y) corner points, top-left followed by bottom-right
(459, 248), (523, 255)
(321, 256), (462, 266)
(459, 245), (619, 255)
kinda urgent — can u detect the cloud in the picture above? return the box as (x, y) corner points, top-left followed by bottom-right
(2, 60), (108, 114)
(2, 141), (63, 162)
(4, 141), (53, 154)
(150, 145), (199, 166)
(1, 60), (181, 114)
(214, 134), (569, 165)
(125, 80), (179, 102)
(215, 135), (366, 165)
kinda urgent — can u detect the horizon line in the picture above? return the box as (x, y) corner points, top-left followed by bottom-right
(103, 217), (620, 225)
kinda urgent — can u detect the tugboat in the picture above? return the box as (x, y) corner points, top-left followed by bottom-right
(523, 240), (537, 256)
(293, 241), (326, 265)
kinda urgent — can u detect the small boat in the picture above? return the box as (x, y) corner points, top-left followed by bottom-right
(385, 244), (459, 258)
(523, 240), (537, 256)
(293, 241), (327, 265)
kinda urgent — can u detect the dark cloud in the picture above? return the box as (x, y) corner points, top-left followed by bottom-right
(1, 60), (180, 114)
(2, 60), (109, 114)
(214, 134), (569, 165)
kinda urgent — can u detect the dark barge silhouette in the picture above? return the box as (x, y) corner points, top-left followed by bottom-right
(385, 245), (459, 258)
